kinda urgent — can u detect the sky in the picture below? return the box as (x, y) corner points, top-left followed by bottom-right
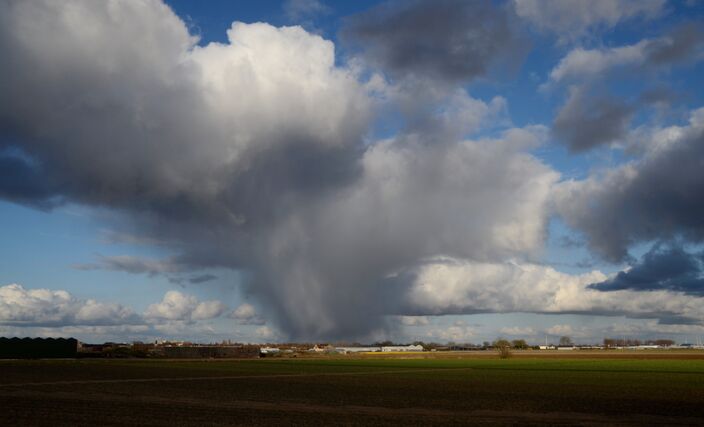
(1, 0), (704, 345)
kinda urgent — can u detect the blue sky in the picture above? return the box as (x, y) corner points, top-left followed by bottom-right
(1, 0), (704, 344)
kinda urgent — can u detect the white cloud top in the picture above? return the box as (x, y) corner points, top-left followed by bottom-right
(0, 284), (137, 326)
(145, 291), (226, 321)
(514, 0), (664, 39)
(404, 258), (704, 322)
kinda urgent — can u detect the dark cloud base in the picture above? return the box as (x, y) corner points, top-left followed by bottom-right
(341, 0), (527, 84)
(589, 242), (704, 295)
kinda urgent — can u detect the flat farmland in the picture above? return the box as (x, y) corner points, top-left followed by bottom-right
(2, 352), (704, 426)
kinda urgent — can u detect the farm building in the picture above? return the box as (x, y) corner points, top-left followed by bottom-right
(0, 337), (78, 359)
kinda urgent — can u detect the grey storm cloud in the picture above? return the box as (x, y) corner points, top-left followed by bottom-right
(656, 315), (702, 326)
(552, 86), (634, 152)
(75, 255), (187, 276)
(513, 0), (665, 40)
(644, 22), (704, 66)
(547, 23), (703, 151)
(341, 0), (527, 83)
(555, 108), (704, 261)
(187, 274), (218, 284)
(0, 0), (559, 339)
(76, 255), (217, 286)
(548, 22), (704, 86)
(589, 243), (704, 295)
(639, 86), (679, 106)
(167, 274), (219, 286)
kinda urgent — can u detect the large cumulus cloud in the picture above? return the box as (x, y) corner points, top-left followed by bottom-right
(0, 0), (563, 340)
(0, 2), (369, 219)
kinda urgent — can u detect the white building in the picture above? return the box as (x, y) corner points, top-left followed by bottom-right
(336, 346), (381, 353)
(381, 344), (424, 352)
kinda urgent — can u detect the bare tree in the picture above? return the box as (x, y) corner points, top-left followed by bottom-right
(493, 338), (512, 359)
(511, 339), (528, 350)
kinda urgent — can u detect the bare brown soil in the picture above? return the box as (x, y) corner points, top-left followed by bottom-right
(2, 354), (703, 426)
(3, 387), (701, 426)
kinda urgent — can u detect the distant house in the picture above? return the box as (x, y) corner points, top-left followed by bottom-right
(259, 347), (280, 355)
(162, 345), (259, 359)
